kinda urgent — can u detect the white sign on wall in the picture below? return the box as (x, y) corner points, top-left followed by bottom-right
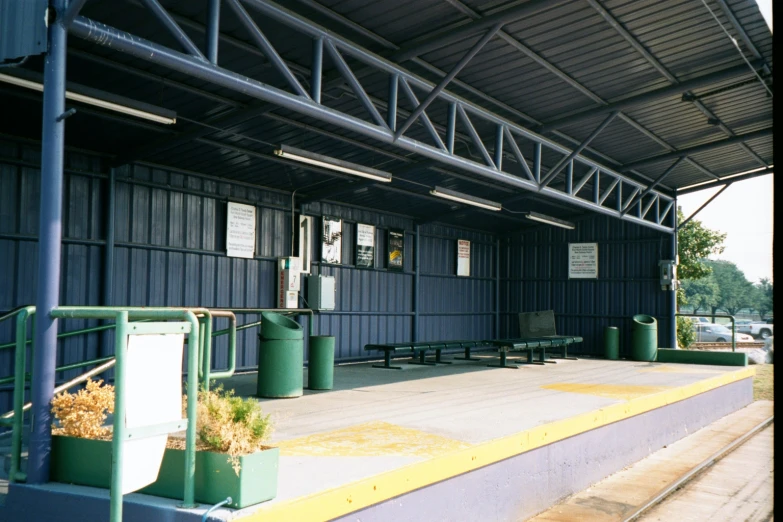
(457, 239), (471, 277)
(122, 333), (184, 493)
(356, 223), (375, 268)
(568, 242), (598, 279)
(226, 202), (256, 258)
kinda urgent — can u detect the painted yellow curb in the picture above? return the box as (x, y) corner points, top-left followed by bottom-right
(237, 367), (755, 522)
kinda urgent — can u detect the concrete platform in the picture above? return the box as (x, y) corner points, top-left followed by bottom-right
(0, 356), (755, 522)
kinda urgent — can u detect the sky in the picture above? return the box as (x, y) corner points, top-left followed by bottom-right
(676, 1), (773, 285)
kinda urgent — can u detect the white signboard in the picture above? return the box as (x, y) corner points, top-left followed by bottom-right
(568, 243), (598, 279)
(457, 239), (471, 277)
(356, 223), (375, 268)
(122, 333), (184, 493)
(226, 202), (256, 258)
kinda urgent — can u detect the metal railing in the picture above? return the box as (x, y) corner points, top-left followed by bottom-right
(675, 312), (736, 352)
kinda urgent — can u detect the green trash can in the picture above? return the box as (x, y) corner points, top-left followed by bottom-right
(604, 326), (620, 360)
(631, 314), (658, 361)
(257, 312), (304, 398)
(308, 336), (335, 390)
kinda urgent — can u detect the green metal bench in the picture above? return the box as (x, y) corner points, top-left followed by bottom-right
(364, 340), (492, 369)
(486, 335), (582, 369)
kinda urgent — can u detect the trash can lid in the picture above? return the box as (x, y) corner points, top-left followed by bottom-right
(632, 314), (657, 325)
(261, 311), (303, 339)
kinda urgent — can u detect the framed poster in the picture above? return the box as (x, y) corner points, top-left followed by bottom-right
(387, 228), (404, 271)
(568, 242), (598, 279)
(356, 223), (375, 268)
(321, 216), (342, 264)
(456, 239), (470, 277)
(226, 202), (256, 258)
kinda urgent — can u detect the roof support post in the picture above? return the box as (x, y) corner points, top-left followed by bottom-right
(206, 0), (221, 64)
(539, 111), (618, 188)
(503, 128), (534, 181)
(311, 37), (323, 103)
(387, 73), (398, 131)
(140, 0), (207, 59)
(494, 124), (504, 170)
(225, 0), (309, 97)
(394, 24), (501, 140)
(446, 102), (457, 154)
(669, 209), (677, 349)
(399, 79), (447, 151)
(621, 157), (685, 215)
(29, 0), (68, 486)
(679, 183), (732, 228)
(533, 142), (541, 183)
(413, 225), (421, 343)
(325, 39), (388, 128)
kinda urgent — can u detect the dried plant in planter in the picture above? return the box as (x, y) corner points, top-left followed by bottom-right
(187, 385), (273, 474)
(51, 378), (115, 439)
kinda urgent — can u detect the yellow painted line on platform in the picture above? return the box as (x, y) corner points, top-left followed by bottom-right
(237, 367), (755, 522)
(637, 365), (723, 374)
(275, 421), (470, 457)
(540, 382), (672, 400)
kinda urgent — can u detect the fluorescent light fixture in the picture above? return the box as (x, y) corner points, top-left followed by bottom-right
(525, 211), (575, 229)
(274, 144), (392, 182)
(429, 186), (502, 211)
(0, 72), (177, 125)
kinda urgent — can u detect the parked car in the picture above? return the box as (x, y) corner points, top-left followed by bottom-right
(735, 321), (774, 339)
(693, 323), (754, 343)
(687, 316), (711, 324)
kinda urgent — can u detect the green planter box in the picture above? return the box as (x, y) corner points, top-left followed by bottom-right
(50, 435), (279, 509)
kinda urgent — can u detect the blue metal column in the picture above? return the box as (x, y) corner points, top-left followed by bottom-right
(206, 0), (221, 64)
(413, 225), (420, 342)
(29, 0), (68, 485)
(670, 193), (678, 349)
(101, 167), (116, 358)
(495, 238), (500, 338)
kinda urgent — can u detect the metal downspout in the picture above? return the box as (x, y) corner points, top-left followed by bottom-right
(414, 225), (420, 342)
(28, 0), (68, 485)
(670, 193), (678, 349)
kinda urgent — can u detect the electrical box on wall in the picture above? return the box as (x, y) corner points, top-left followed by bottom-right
(307, 274), (335, 311)
(659, 259), (677, 291)
(277, 257), (301, 308)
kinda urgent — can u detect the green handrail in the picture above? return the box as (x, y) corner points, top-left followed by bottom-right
(51, 306), (203, 520)
(676, 312), (736, 352)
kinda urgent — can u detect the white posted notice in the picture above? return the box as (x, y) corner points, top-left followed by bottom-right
(226, 202), (256, 258)
(568, 243), (598, 279)
(122, 333), (184, 494)
(457, 239), (471, 277)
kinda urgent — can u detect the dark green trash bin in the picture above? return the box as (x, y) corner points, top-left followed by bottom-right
(257, 312), (304, 398)
(631, 314), (658, 361)
(308, 336), (335, 390)
(604, 326), (619, 360)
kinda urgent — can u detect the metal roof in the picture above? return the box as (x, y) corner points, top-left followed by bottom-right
(0, 0), (772, 233)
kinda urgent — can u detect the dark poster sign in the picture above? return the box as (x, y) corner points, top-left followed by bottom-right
(387, 228), (404, 271)
(356, 223), (375, 268)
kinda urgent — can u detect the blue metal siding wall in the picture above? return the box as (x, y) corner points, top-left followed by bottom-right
(418, 225), (496, 342)
(501, 215), (673, 356)
(0, 137), (503, 413)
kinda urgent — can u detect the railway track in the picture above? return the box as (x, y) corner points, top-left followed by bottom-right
(624, 416), (774, 522)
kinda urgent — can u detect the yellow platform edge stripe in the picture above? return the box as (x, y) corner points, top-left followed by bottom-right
(237, 367), (755, 522)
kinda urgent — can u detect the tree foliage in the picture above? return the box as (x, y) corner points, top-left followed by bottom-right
(752, 278), (774, 320)
(705, 260), (755, 316)
(676, 208), (726, 281)
(681, 278), (720, 313)
(676, 316), (696, 349)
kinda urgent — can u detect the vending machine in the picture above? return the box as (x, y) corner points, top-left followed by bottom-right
(277, 256), (302, 308)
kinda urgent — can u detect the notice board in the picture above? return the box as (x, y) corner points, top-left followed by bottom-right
(226, 202), (256, 258)
(568, 243), (598, 279)
(456, 239), (470, 277)
(356, 223), (375, 268)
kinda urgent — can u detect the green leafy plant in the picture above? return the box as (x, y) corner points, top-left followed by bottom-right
(676, 316), (696, 349)
(190, 385), (273, 474)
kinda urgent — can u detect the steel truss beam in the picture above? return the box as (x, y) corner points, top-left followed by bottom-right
(677, 166), (773, 195)
(621, 128), (772, 171)
(679, 183), (733, 228)
(68, 0), (675, 232)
